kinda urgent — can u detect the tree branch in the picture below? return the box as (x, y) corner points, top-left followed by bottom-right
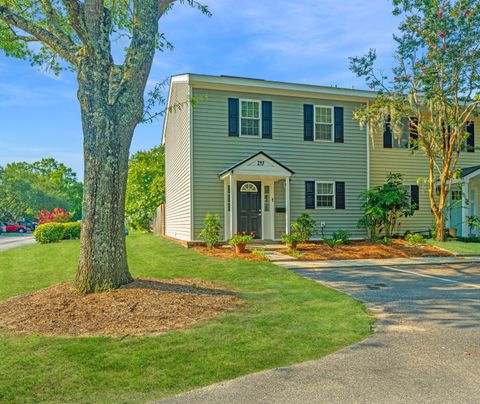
(0, 6), (78, 65)
(39, 0), (77, 47)
(61, 0), (88, 44)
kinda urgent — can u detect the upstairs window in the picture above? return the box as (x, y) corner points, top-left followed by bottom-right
(315, 106), (334, 141)
(316, 181), (335, 208)
(240, 100), (261, 136)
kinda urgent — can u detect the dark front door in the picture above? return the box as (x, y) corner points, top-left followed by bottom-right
(237, 181), (262, 238)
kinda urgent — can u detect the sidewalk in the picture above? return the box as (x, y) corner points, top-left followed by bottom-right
(265, 251), (480, 268)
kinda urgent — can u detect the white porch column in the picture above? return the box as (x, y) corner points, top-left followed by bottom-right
(229, 173), (236, 236)
(285, 177), (291, 234)
(462, 180), (469, 237)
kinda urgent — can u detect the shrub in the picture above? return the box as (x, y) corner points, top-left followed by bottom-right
(295, 213), (317, 242)
(38, 208), (73, 224)
(281, 230), (303, 248)
(405, 233), (425, 245)
(321, 227), (342, 249)
(34, 222), (65, 244)
(358, 173), (416, 239)
(63, 222), (81, 240)
(333, 229), (351, 245)
(198, 213), (222, 248)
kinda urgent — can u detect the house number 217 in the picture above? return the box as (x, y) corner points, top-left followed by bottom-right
(257, 161), (265, 166)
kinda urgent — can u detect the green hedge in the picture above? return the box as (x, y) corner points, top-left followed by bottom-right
(34, 222), (81, 244)
(62, 222), (81, 240)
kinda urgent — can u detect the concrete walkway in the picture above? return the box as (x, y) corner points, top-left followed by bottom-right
(267, 253), (480, 267)
(0, 235), (35, 251)
(162, 261), (480, 403)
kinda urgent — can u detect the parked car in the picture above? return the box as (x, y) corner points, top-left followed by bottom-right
(0, 223), (6, 233)
(19, 221), (37, 231)
(5, 223), (27, 233)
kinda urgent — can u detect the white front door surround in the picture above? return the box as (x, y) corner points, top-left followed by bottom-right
(219, 152), (294, 241)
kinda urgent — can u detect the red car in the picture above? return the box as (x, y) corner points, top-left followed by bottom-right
(4, 223), (27, 233)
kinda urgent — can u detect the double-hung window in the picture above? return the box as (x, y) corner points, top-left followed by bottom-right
(240, 100), (261, 136)
(315, 106), (334, 141)
(316, 182), (335, 208)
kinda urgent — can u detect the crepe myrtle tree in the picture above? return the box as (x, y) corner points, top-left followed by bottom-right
(0, 0), (209, 293)
(350, 0), (480, 241)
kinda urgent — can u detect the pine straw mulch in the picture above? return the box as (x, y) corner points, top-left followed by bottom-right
(0, 277), (243, 338)
(284, 239), (453, 261)
(193, 247), (268, 262)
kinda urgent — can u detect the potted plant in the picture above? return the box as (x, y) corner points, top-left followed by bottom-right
(229, 232), (254, 254)
(281, 230), (303, 250)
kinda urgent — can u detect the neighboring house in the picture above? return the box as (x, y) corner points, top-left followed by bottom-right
(163, 74), (479, 242)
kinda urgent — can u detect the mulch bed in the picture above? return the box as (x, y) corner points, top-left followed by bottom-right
(193, 247), (268, 262)
(0, 278), (243, 337)
(284, 239), (452, 261)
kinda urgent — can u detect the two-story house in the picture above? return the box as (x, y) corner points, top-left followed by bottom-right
(162, 74), (479, 242)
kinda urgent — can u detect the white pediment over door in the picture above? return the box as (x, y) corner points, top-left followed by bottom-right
(219, 152), (294, 179)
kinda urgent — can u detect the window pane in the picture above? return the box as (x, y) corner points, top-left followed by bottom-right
(241, 101), (260, 119)
(392, 118), (410, 148)
(241, 118), (259, 136)
(317, 183), (333, 195)
(264, 185), (270, 212)
(316, 107), (332, 124)
(315, 124), (333, 140)
(316, 195), (334, 207)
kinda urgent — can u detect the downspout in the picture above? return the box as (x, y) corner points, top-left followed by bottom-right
(366, 101), (370, 190)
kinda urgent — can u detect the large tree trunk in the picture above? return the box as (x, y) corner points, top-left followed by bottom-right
(74, 61), (140, 293)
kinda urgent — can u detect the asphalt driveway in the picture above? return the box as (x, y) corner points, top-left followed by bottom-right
(162, 262), (480, 403)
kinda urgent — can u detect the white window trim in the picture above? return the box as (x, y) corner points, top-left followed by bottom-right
(314, 105), (334, 142)
(239, 99), (262, 137)
(315, 181), (335, 209)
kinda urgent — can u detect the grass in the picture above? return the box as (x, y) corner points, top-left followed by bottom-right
(0, 233), (373, 403)
(427, 239), (480, 255)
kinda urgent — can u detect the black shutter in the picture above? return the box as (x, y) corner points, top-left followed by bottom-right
(411, 185), (419, 210)
(409, 117), (419, 149)
(335, 182), (345, 209)
(334, 107), (344, 143)
(383, 116), (392, 148)
(228, 98), (239, 136)
(304, 104), (314, 141)
(262, 101), (272, 139)
(305, 181), (315, 209)
(467, 121), (475, 152)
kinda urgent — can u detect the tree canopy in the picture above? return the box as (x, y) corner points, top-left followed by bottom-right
(0, 158), (83, 222)
(350, 0), (480, 240)
(126, 145), (164, 230)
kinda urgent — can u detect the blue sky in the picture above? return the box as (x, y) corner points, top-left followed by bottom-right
(0, 0), (400, 179)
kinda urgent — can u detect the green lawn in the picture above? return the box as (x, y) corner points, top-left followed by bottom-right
(0, 233), (373, 403)
(427, 239), (480, 255)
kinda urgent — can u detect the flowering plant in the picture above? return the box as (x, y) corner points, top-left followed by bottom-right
(228, 232), (254, 246)
(38, 208), (73, 224)
(281, 231), (303, 245)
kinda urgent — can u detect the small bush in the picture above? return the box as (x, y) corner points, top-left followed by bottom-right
(405, 233), (425, 245)
(34, 223), (65, 244)
(321, 227), (342, 249)
(333, 229), (351, 245)
(198, 213), (222, 248)
(63, 222), (81, 240)
(295, 213), (317, 242)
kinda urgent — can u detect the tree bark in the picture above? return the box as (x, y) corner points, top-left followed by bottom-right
(74, 59), (141, 293)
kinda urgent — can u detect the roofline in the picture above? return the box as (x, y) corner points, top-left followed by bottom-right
(171, 73), (376, 100)
(218, 151), (295, 178)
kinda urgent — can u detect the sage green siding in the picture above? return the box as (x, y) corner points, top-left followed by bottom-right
(370, 118), (480, 233)
(164, 82), (191, 240)
(191, 87), (368, 239)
